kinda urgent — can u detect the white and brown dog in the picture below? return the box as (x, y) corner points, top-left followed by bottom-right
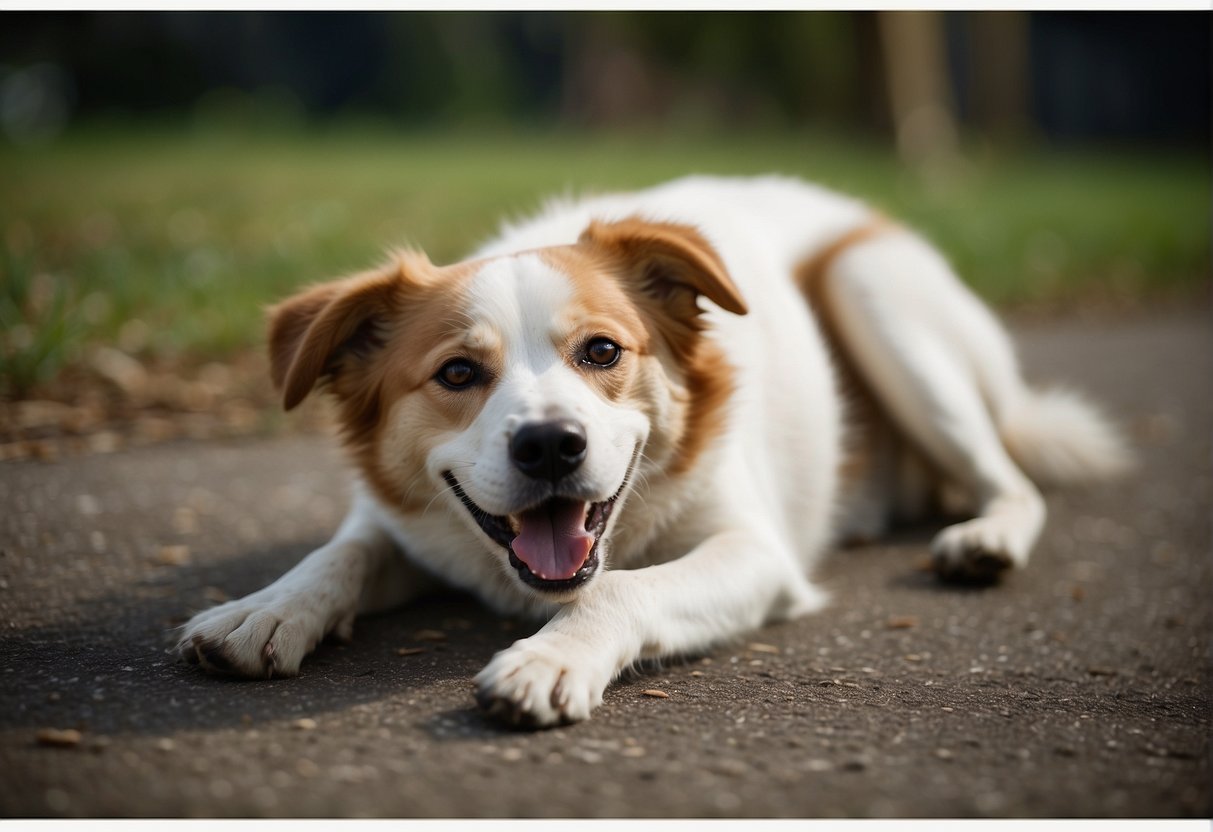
(177, 175), (1129, 726)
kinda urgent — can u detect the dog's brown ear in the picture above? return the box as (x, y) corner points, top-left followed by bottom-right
(267, 252), (427, 410)
(579, 217), (748, 318)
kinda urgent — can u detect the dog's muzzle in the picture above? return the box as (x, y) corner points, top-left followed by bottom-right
(443, 446), (635, 593)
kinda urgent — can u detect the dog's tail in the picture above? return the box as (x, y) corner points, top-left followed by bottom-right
(1000, 387), (1134, 488)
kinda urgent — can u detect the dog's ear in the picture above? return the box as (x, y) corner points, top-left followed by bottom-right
(267, 252), (427, 410)
(579, 218), (748, 319)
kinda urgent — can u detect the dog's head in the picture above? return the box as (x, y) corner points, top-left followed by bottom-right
(267, 217), (747, 600)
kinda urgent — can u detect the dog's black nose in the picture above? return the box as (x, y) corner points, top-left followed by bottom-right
(510, 419), (587, 482)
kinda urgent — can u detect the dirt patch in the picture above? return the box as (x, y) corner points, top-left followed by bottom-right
(0, 349), (335, 462)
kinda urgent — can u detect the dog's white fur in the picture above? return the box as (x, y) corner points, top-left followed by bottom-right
(177, 175), (1128, 726)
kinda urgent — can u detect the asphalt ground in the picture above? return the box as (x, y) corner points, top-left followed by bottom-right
(0, 308), (1209, 818)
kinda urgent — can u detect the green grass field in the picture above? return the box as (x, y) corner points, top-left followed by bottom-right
(1, 125), (1208, 397)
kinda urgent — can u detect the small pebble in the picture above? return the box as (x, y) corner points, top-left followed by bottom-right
(155, 545), (191, 566)
(293, 718), (317, 731)
(642, 689), (669, 699)
(36, 728), (82, 748)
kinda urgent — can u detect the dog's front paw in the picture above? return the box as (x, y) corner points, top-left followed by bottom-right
(474, 633), (613, 728)
(175, 589), (354, 679)
(931, 518), (1022, 584)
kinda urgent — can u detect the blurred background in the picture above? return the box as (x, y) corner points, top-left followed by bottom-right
(0, 11), (1209, 455)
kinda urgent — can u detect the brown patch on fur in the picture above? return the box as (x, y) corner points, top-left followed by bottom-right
(576, 218), (747, 476)
(666, 340), (737, 477)
(541, 245), (654, 354)
(578, 217), (748, 317)
(266, 251), (488, 513)
(268, 250), (437, 411)
(370, 393), (478, 515)
(540, 244), (653, 405)
(795, 218), (896, 490)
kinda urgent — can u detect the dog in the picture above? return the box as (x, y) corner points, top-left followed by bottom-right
(176, 175), (1129, 726)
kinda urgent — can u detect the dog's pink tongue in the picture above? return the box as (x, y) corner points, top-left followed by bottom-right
(511, 500), (593, 581)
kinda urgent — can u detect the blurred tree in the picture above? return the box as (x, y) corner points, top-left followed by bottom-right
(965, 12), (1031, 146)
(877, 11), (959, 168)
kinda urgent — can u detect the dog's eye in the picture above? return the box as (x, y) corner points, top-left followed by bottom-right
(436, 359), (478, 389)
(583, 338), (621, 368)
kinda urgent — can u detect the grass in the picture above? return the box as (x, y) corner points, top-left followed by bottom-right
(1, 124), (1208, 398)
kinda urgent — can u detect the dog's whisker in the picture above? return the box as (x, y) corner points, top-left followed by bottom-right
(398, 461), (478, 510)
(420, 480), (464, 518)
(627, 449), (657, 495)
(399, 469), (435, 510)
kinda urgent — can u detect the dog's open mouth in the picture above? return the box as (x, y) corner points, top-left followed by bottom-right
(442, 474), (622, 593)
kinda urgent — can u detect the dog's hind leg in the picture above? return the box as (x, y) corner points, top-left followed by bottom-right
(803, 224), (1063, 582)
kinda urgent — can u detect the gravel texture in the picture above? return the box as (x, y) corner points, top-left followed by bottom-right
(0, 309), (1209, 818)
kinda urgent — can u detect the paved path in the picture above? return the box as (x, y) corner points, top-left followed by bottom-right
(1, 310), (1209, 818)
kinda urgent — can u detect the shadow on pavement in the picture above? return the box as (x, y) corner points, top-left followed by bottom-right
(0, 537), (535, 738)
